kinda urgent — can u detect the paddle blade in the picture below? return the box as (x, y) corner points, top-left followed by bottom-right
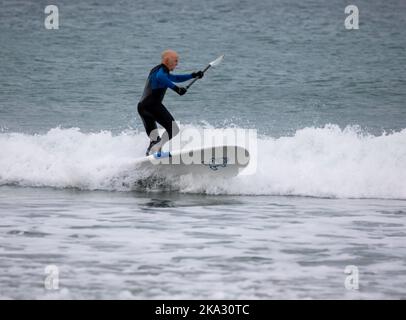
(209, 54), (224, 67)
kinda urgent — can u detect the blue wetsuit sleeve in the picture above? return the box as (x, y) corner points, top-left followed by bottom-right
(156, 68), (176, 89)
(168, 73), (193, 82)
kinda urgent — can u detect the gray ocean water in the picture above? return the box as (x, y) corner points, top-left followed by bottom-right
(1, 0), (406, 299)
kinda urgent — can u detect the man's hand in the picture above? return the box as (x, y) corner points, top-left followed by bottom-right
(192, 71), (204, 79)
(174, 86), (187, 96)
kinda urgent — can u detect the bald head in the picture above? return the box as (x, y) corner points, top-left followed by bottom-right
(161, 49), (179, 71)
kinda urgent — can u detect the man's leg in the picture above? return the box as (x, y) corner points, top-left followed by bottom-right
(138, 102), (161, 155)
(150, 103), (180, 153)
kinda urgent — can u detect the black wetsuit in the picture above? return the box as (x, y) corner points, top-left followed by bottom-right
(137, 64), (193, 143)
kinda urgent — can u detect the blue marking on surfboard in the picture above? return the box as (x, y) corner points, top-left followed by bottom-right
(153, 151), (172, 159)
(202, 157), (228, 171)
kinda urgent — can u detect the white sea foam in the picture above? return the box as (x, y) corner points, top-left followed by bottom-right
(0, 125), (405, 199)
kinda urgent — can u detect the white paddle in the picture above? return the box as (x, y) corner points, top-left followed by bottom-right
(186, 54), (224, 90)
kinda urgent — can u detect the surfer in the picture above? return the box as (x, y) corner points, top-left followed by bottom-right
(137, 49), (204, 156)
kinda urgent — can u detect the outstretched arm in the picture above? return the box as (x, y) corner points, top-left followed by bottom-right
(156, 68), (187, 95)
(156, 68), (176, 89)
(168, 73), (193, 83)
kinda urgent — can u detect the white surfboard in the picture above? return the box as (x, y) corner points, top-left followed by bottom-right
(134, 145), (250, 178)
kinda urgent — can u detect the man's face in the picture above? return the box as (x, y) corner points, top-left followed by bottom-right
(167, 54), (178, 71)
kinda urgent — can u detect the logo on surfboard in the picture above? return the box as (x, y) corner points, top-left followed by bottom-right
(202, 157), (228, 171)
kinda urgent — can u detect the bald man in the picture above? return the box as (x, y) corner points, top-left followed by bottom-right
(138, 50), (204, 156)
